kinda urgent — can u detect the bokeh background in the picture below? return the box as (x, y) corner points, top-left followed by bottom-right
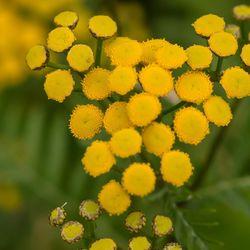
(1, 0), (250, 249)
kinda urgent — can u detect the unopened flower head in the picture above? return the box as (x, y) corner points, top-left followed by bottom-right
(233, 4), (250, 21)
(79, 200), (101, 220)
(153, 215), (173, 237)
(125, 211), (146, 232)
(49, 206), (66, 226)
(61, 221), (84, 244)
(129, 236), (151, 250)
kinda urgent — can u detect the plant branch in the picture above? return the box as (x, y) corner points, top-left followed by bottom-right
(95, 38), (103, 67)
(160, 101), (187, 120)
(47, 61), (70, 70)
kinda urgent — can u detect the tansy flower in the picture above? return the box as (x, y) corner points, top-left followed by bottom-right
(225, 24), (241, 39)
(164, 243), (182, 250)
(82, 140), (116, 177)
(44, 70), (75, 103)
(82, 68), (111, 100)
(89, 238), (117, 250)
(186, 45), (213, 70)
(89, 15), (117, 39)
(104, 37), (131, 57)
(127, 93), (162, 127)
(129, 236), (151, 250)
(161, 150), (193, 187)
(79, 200), (101, 220)
(175, 71), (213, 104)
(109, 38), (142, 66)
(208, 31), (238, 57)
(174, 107), (209, 145)
(98, 180), (131, 215)
(139, 64), (174, 96)
(233, 5), (250, 21)
(61, 221), (84, 244)
(26, 45), (49, 70)
(109, 128), (142, 158)
(49, 206), (66, 226)
(141, 39), (170, 65)
(241, 44), (250, 67)
(220, 66), (250, 98)
(69, 104), (103, 140)
(192, 14), (225, 37)
(122, 163), (156, 196)
(67, 44), (94, 72)
(156, 44), (187, 70)
(142, 122), (175, 156)
(125, 211), (146, 232)
(54, 11), (79, 29)
(104, 102), (133, 135)
(108, 66), (137, 95)
(203, 96), (232, 126)
(47, 27), (75, 52)
(153, 215), (173, 237)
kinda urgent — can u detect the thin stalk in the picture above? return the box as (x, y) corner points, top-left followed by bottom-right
(95, 38), (103, 67)
(161, 101), (187, 118)
(47, 61), (70, 70)
(213, 56), (223, 81)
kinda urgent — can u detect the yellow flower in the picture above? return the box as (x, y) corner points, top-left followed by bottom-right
(104, 37), (131, 57)
(208, 31), (238, 57)
(142, 122), (175, 156)
(225, 24), (241, 39)
(69, 104), (103, 140)
(241, 44), (250, 67)
(164, 243), (182, 250)
(26, 45), (49, 70)
(54, 11), (79, 29)
(186, 45), (213, 70)
(156, 44), (187, 70)
(98, 180), (131, 215)
(82, 140), (116, 177)
(220, 66), (250, 98)
(233, 5), (250, 21)
(141, 39), (170, 65)
(192, 14), (225, 37)
(122, 163), (156, 197)
(47, 27), (75, 52)
(89, 238), (117, 250)
(161, 150), (193, 187)
(203, 96), (232, 127)
(139, 64), (173, 96)
(125, 211), (146, 232)
(153, 215), (173, 237)
(49, 207), (66, 226)
(44, 70), (74, 103)
(67, 44), (94, 72)
(129, 236), (151, 250)
(109, 38), (142, 66)
(61, 221), (84, 243)
(110, 128), (142, 158)
(175, 71), (213, 104)
(127, 93), (162, 127)
(174, 107), (209, 145)
(89, 15), (117, 39)
(82, 68), (111, 100)
(79, 200), (101, 221)
(104, 102), (133, 135)
(109, 66), (137, 95)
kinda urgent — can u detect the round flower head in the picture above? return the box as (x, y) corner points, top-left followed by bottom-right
(110, 128), (142, 158)
(125, 211), (146, 232)
(164, 243), (182, 250)
(156, 44), (187, 70)
(47, 27), (75, 52)
(233, 5), (250, 21)
(82, 140), (116, 177)
(127, 93), (162, 127)
(142, 122), (175, 156)
(175, 71), (213, 104)
(139, 64), (174, 96)
(89, 15), (117, 39)
(192, 14), (225, 37)
(203, 96), (232, 127)
(129, 236), (151, 250)
(225, 24), (241, 39)
(104, 102), (133, 135)
(26, 45), (49, 70)
(186, 45), (213, 70)
(104, 37), (131, 57)
(82, 68), (111, 100)
(241, 44), (250, 67)
(110, 38), (142, 66)
(208, 31), (238, 57)
(109, 66), (137, 95)
(153, 215), (173, 237)
(141, 39), (170, 65)
(49, 206), (66, 226)
(89, 238), (117, 250)
(44, 70), (74, 103)
(122, 163), (156, 196)
(79, 200), (101, 220)
(61, 221), (84, 244)
(174, 107), (209, 145)
(67, 44), (94, 72)
(220, 66), (250, 98)
(98, 180), (131, 215)
(161, 150), (193, 187)
(69, 104), (103, 140)
(54, 11), (78, 29)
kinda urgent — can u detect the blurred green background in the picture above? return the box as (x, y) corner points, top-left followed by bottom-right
(0, 0), (250, 249)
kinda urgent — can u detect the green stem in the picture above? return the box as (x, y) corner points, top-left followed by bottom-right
(213, 56), (223, 81)
(240, 21), (247, 42)
(95, 38), (103, 67)
(161, 101), (187, 119)
(47, 61), (70, 70)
